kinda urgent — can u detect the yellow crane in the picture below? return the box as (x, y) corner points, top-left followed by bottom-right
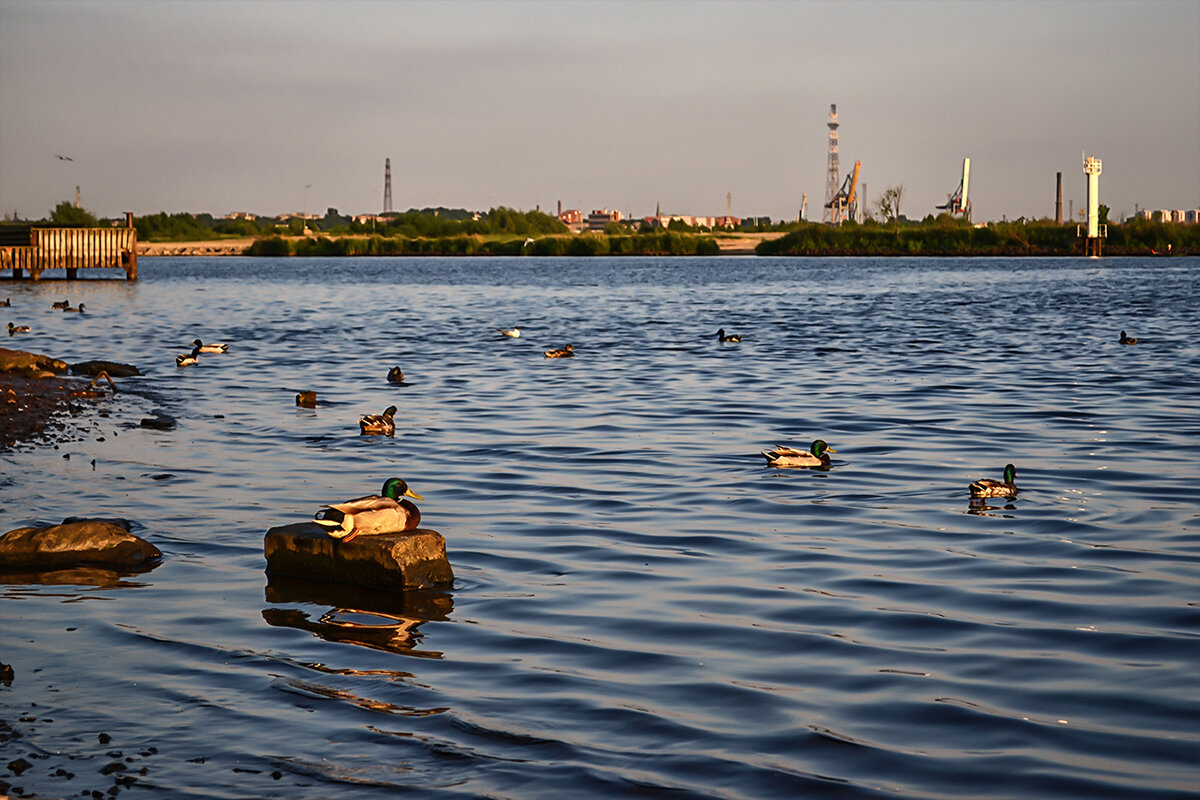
(824, 160), (861, 225)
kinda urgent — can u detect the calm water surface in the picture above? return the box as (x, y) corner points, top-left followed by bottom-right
(2, 256), (1198, 799)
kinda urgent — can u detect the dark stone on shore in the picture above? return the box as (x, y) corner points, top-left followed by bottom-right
(70, 361), (141, 378)
(139, 412), (176, 430)
(0, 346), (68, 379)
(264, 522), (452, 592)
(0, 519), (161, 572)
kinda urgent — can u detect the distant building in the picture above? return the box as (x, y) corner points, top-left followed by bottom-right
(354, 214), (390, 225)
(587, 208), (622, 231)
(223, 211), (258, 221)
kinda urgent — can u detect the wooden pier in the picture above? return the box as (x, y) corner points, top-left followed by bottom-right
(1, 214), (138, 280)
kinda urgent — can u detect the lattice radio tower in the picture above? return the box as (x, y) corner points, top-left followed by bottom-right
(822, 104), (839, 224)
(383, 158), (393, 213)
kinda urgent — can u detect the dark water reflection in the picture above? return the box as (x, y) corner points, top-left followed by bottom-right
(2, 256), (1198, 799)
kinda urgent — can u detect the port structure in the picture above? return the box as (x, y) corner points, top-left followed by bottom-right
(822, 104), (840, 224)
(1078, 154), (1105, 257)
(937, 158), (972, 221)
(825, 160), (861, 226)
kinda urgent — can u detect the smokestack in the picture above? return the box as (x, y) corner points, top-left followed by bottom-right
(557, 200), (561, 218)
(1055, 172), (1063, 224)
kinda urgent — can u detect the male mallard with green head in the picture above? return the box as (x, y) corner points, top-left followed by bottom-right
(762, 440), (836, 468)
(8, 322), (31, 335)
(717, 328), (742, 343)
(192, 338), (229, 353)
(969, 464), (1018, 498)
(314, 477), (423, 541)
(359, 405), (397, 435)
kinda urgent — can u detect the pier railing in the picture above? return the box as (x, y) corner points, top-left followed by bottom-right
(1, 217), (138, 280)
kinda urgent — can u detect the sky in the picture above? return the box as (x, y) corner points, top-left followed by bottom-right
(1, 0), (1197, 223)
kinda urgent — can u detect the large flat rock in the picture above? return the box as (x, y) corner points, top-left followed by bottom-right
(264, 522), (453, 592)
(0, 518), (161, 572)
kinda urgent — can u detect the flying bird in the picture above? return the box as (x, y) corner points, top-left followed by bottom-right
(55, 155), (74, 161)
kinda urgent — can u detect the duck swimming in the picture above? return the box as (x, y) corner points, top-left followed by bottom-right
(544, 344), (574, 358)
(313, 477), (423, 541)
(762, 440), (835, 468)
(191, 338), (229, 353)
(0, 298), (11, 307)
(8, 322), (31, 335)
(51, 300), (69, 309)
(969, 464), (1018, 498)
(175, 345), (200, 367)
(498, 326), (522, 338)
(386, 367), (405, 383)
(717, 328), (741, 343)
(1119, 330), (1138, 345)
(62, 303), (85, 313)
(359, 405), (397, 435)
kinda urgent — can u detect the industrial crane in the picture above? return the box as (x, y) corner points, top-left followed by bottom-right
(936, 158), (971, 221)
(824, 161), (861, 225)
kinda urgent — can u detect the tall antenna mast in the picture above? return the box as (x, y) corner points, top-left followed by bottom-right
(823, 104), (839, 224)
(383, 158), (393, 214)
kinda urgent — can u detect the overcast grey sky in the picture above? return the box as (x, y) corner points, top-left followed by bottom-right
(1, 0), (1196, 223)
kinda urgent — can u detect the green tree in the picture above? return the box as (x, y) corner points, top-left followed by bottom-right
(49, 201), (98, 227)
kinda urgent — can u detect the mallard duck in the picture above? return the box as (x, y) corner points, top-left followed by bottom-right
(51, 299), (69, 309)
(296, 391), (318, 408)
(1119, 330), (1138, 345)
(359, 405), (397, 435)
(62, 303), (85, 313)
(313, 477), (423, 541)
(717, 328), (741, 343)
(762, 440), (835, 468)
(544, 344), (574, 358)
(191, 338), (228, 353)
(969, 464), (1018, 498)
(0, 298), (11, 307)
(498, 326), (522, 338)
(386, 367), (405, 383)
(8, 322), (31, 335)
(175, 345), (200, 367)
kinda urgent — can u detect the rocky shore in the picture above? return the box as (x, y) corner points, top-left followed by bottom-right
(0, 348), (116, 450)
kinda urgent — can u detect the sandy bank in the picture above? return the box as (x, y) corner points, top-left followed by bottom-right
(139, 238), (254, 257)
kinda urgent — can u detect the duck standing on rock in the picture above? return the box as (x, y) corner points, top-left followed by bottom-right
(762, 440), (836, 468)
(192, 338), (229, 353)
(8, 322), (31, 335)
(314, 477), (423, 541)
(359, 405), (397, 435)
(1119, 330), (1138, 345)
(969, 464), (1019, 498)
(175, 345), (200, 367)
(717, 328), (742, 343)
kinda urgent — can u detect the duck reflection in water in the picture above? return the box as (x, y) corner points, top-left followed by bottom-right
(966, 497), (1018, 518)
(263, 575), (452, 659)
